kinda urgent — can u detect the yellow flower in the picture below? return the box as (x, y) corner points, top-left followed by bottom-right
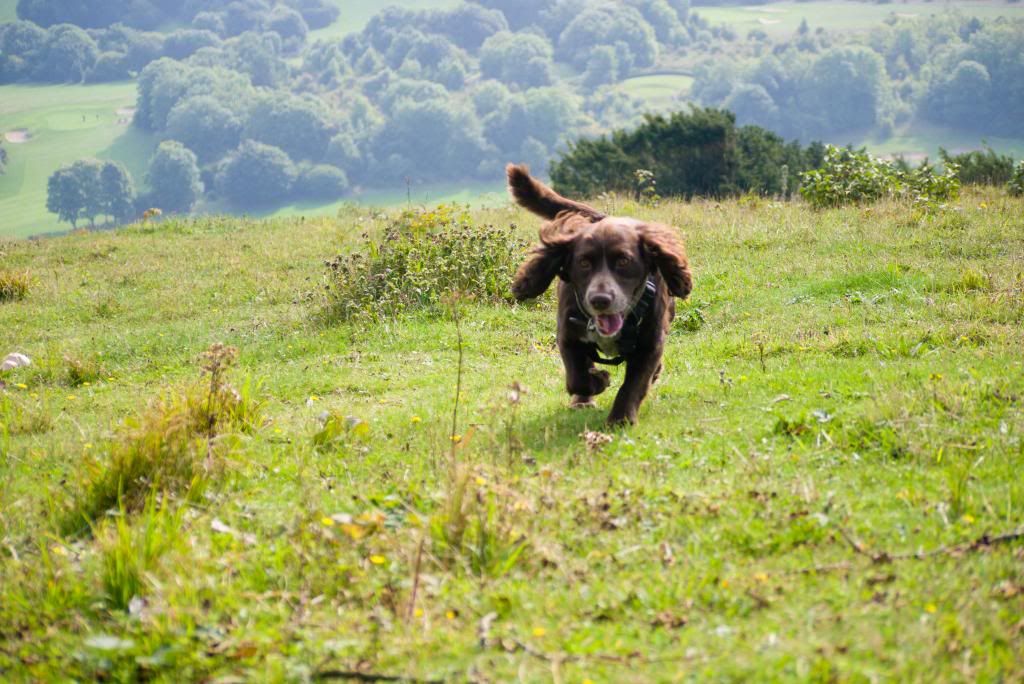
(14, 383), (27, 389)
(369, 555), (386, 565)
(720, 579), (730, 589)
(475, 476), (487, 486)
(961, 514), (975, 524)
(753, 572), (768, 583)
(445, 610), (456, 620)
(410, 415), (422, 424)
(66, 395), (76, 400)
(50, 545), (68, 557)
(414, 608), (424, 618)
(450, 434), (462, 443)
(532, 627), (546, 637)
(320, 517), (335, 527)
(925, 603), (937, 614)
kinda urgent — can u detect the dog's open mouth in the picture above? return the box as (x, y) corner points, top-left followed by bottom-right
(595, 313), (624, 336)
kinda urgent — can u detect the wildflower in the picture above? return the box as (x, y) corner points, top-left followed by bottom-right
(369, 555), (386, 565)
(321, 517), (335, 527)
(411, 415), (422, 424)
(925, 604), (937, 614)
(532, 627), (546, 637)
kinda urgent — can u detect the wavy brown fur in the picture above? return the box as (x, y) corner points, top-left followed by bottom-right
(506, 163), (605, 221)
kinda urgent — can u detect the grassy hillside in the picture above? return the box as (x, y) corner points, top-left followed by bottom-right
(0, 0), (14, 22)
(1, 192), (1022, 680)
(696, 0), (1023, 37)
(0, 83), (155, 239)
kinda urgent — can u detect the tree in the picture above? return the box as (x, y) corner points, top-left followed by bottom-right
(583, 45), (619, 87)
(163, 29), (221, 60)
(479, 31), (554, 88)
(473, 0), (555, 31)
(803, 46), (888, 134)
(244, 94), (335, 162)
(146, 141), (203, 214)
(724, 83), (779, 131)
(264, 5), (308, 50)
(35, 24), (99, 82)
(46, 159), (134, 228)
(216, 140), (297, 206)
(557, 5), (658, 71)
(0, 21), (46, 82)
(166, 95), (244, 164)
(297, 164), (349, 200)
(283, 0), (340, 30)
(98, 161), (136, 222)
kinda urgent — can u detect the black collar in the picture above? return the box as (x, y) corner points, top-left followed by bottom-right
(569, 279), (658, 366)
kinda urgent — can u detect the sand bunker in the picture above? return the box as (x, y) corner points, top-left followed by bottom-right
(758, 18), (781, 25)
(4, 129), (30, 143)
(116, 107), (136, 117)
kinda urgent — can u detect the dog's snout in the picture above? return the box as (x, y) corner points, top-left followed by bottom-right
(588, 292), (613, 311)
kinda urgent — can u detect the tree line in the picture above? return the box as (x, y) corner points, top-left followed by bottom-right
(692, 13), (1024, 139)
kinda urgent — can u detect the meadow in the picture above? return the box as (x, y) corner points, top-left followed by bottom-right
(1, 189), (1022, 681)
(0, 82), (154, 239)
(695, 0), (1024, 38)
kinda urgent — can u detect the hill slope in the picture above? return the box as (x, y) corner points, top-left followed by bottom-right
(1, 194), (1023, 680)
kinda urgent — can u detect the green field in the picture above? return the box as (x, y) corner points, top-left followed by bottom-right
(696, 0), (1024, 37)
(0, 0), (15, 23)
(1, 190), (1023, 680)
(617, 73), (695, 113)
(0, 83), (156, 239)
(309, 0), (461, 42)
(859, 120), (1024, 162)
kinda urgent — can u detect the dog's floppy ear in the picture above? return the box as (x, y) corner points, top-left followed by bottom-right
(511, 221), (580, 300)
(640, 222), (692, 299)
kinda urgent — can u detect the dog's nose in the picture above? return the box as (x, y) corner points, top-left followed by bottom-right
(588, 292), (613, 311)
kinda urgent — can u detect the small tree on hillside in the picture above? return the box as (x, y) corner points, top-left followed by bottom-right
(215, 140), (297, 207)
(146, 141), (203, 214)
(98, 161), (136, 222)
(46, 159), (136, 228)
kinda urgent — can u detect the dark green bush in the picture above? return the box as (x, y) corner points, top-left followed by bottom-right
(323, 205), (529, 322)
(940, 146), (1015, 186)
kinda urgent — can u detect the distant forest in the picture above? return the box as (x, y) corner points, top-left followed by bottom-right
(1, 0), (1022, 218)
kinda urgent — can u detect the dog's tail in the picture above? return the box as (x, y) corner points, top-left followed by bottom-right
(506, 164), (605, 221)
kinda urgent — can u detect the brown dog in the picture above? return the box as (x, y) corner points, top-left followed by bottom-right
(508, 164), (693, 425)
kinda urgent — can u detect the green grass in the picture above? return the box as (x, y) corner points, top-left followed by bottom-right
(1, 189), (1022, 680)
(0, 83), (156, 239)
(309, 0), (461, 42)
(617, 73), (695, 113)
(0, 0), (15, 23)
(696, 0), (1024, 38)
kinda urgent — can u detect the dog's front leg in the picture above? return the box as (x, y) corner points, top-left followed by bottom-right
(607, 348), (664, 425)
(561, 340), (610, 408)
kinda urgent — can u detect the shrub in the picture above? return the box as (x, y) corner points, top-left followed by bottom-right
(799, 145), (960, 209)
(0, 271), (30, 302)
(1008, 160), (1024, 197)
(940, 146), (1015, 186)
(323, 205), (528, 322)
(59, 344), (262, 535)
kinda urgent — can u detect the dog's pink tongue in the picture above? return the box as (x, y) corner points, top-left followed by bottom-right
(596, 313), (624, 336)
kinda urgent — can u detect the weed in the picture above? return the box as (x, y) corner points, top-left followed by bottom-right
(96, 495), (185, 611)
(0, 394), (53, 436)
(59, 344), (262, 535)
(322, 205), (528, 322)
(0, 271), (30, 302)
(64, 353), (106, 387)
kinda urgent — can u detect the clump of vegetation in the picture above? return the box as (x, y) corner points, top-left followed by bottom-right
(799, 145), (960, 209)
(940, 146), (1016, 186)
(97, 496), (185, 611)
(59, 343), (262, 535)
(63, 353), (106, 387)
(0, 271), (30, 303)
(323, 205), (528, 323)
(0, 394), (53, 436)
(1008, 160), (1024, 197)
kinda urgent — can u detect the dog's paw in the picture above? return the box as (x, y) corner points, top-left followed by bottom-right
(588, 368), (611, 394)
(570, 395), (597, 409)
(606, 410), (637, 427)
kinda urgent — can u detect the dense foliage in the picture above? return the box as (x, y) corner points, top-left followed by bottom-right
(939, 146), (1016, 187)
(693, 14), (1024, 139)
(799, 145), (960, 209)
(323, 205), (527, 322)
(5, 1), (1022, 219)
(46, 159), (135, 228)
(550, 107), (824, 198)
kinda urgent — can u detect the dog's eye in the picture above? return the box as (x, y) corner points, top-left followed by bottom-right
(578, 257), (592, 270)
(615, 256), (632, 269)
